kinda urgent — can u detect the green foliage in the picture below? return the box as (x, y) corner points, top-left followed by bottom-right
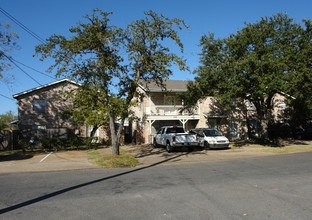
(185, 13), (312, 138)
(83, 136), (99, 149)
(0, 22), (19, 81)
(0, 111), (17, 130)
(18, 139), (33, 152)
(35, 9), (188, 155)
(40, 138), (55, 151)
(39, 137), (100, 151)
(66, 136), (83, 149)
(72, 85), (110, 129)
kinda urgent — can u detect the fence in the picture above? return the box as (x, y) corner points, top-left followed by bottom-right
(0, 128), (74, 150)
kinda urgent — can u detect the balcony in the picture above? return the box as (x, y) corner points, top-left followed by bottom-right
(145, 105), (200, 120)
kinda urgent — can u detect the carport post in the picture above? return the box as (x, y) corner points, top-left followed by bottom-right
(149, 119), (155, 137)
(179, 119), (188, 129)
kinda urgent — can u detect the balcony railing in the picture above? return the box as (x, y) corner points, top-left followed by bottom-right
(146, 105), (199, 116)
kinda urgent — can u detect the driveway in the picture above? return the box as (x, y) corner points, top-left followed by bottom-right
(120, 145), (277, 167)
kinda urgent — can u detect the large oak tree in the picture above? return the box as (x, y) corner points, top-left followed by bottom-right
(183, 13), (312, 139)
(35, 9), (188, 155)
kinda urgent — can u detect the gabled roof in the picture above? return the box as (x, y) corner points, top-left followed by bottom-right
(139, 80), (192, 92)
(13, 78), (80, 99)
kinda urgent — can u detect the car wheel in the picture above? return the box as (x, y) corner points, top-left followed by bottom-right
(153, 139), (158, 148)
(166, 142), (173, 153)
(204, 141), (210, 149)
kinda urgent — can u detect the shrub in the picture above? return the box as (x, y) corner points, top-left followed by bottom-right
(40, 138), (54, 151)
(67, 136), (83, 150)
(18, 139), (32, 152)
(83, 137), (98, 149)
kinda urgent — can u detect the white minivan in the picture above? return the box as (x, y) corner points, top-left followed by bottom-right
(190, 128), (230, 149)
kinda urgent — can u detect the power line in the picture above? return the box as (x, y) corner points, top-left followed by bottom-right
(0, 50), (42, 86)
(0, 93), (15, 101)
(0, 7), (46, 44)
(12, 58), (56, 80)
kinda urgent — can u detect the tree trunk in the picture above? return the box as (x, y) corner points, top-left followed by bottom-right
(246, 115), (252, 140)
(260, 118), (269, 139)
(109, 112), (126, 155)
(109, 112), (119, 155)
(254, 100), (269, 140)
(258, 105), (272, 140)
(90, 125), (98, 137)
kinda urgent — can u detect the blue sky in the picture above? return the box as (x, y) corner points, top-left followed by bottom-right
(1, 0), (311, 115)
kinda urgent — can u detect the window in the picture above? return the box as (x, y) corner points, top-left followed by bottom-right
(32, 125), (46, 130)
(157, 128), (164, 134)
(198, 130), (204, 137)
(203, 130), (222, 137)
(248, 119), (259, 133)
(164, 95), (176, 105)
(278, 101), (286, 110)
(167, 127), (185, 133)
(33, 100), (46, 112)
(248, 102), (256, 111)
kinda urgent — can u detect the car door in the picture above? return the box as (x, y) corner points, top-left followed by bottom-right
(159, 128), (167, 145)
(197, 130), (205, 146)
(155, 128), (165, 145)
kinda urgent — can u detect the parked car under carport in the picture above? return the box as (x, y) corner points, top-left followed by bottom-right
(189, 128), (229, 149)
(296, 127), (312, 140)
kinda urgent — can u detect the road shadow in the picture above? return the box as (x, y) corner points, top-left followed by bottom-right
(0, 152), (189, 215)
(127, 145), (167, 158)
(128, 144), (207, 159)
(0, 152), (33, 162)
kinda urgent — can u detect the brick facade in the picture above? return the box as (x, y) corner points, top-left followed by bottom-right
(13, 79), (86, 140)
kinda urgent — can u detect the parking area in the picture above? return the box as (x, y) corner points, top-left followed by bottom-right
(121, 145), (277, 167)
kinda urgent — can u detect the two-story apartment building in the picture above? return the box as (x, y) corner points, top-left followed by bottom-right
(131, 80), (289, 144)
(13, 78), (288, 145)
(13, 79), (106, 142)
(131, 80), (248, 144)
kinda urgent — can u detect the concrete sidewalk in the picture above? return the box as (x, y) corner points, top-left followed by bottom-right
(1, 142), (311, 173)
(0, 151), (98, 173)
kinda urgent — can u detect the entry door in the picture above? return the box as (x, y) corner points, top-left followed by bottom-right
(209, 119), (217, 129)
(229, 121), (239, 140)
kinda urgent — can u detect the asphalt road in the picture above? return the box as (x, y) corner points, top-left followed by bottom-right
(1, 152), (312, 220)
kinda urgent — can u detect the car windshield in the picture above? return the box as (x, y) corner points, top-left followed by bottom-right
(203, 130), (222, 137)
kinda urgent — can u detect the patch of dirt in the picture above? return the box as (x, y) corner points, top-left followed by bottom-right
(280, 139), (312, 146)
(123, 144), (166, 157)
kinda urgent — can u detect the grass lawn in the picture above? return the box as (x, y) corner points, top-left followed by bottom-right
(87, 147), (139, 168)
